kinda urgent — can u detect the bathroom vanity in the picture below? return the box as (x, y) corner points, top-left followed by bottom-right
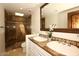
(26, 34), (79, 56)
(27, 38), (51, 56)
(26, 35), (51, 56)
(26, 35), (64, 56)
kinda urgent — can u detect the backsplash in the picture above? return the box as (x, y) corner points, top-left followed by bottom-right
(51, 37), (79, 48)
(39, 31), (79, 48)
(52, 32), (79, 41)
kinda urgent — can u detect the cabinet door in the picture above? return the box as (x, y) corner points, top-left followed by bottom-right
(28, 40), (51, 56)
(26, 35), (35, 56)
(28, 39), (40, 56)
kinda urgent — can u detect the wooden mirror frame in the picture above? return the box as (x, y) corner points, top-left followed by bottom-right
(40, 3), (79, 34)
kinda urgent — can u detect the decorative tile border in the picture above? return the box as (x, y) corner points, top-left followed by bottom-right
(51, 37), (79, 48)
(39, 34), (79, 48)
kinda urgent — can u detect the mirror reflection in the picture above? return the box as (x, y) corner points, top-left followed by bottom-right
(41, 3), (79, 30)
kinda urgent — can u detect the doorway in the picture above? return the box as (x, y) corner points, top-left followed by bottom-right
(68, 10), (79, 28)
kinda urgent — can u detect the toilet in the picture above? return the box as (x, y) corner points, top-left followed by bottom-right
(21, 42), (26, 53)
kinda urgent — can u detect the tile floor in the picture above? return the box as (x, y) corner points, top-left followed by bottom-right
(1, 48), (26, 56)
(0, 42), (26, 56)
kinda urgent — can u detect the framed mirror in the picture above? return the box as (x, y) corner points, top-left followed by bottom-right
(40, 3), (79, 33)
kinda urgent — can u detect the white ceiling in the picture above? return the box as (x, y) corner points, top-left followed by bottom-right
(42, 3), (79, 16)
(2, 3), (43, 16)
(2, 3), (79, 17)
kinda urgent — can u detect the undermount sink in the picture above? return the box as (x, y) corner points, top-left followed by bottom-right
(47, 41), (79, 56)
(33, 36), (47, 42)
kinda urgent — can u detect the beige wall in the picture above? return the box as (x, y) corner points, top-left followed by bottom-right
(52, 32), (79, 41)
(31, 6), (40, 34)
(0, 5), (5, 53)
(57, 12), (68, 28)
(45, 11), (68, 28)
(45, 13), (58, 28)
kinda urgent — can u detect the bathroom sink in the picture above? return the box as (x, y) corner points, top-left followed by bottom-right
(33, 36), (47, 42)
(47, 41), (79, 56)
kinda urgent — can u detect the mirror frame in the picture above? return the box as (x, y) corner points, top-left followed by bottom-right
(40, 3), (49, 31)
(40, 3), (79, 34)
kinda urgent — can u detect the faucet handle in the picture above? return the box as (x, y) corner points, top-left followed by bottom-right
(66, 40), (71, 46)
(58, 39), (61, 43)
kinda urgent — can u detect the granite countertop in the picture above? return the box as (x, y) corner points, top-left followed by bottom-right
(29, 37), (65, 56)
